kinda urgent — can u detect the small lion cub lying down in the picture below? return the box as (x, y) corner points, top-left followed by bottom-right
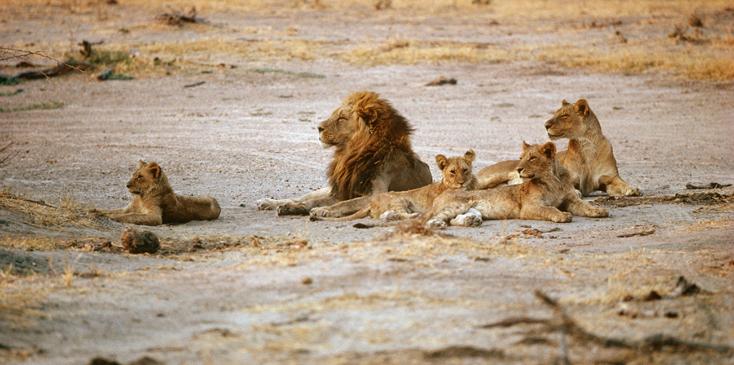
(424, 142), (608, 229)
(310, 150), (478, 222)
(95, 161), (221, 226)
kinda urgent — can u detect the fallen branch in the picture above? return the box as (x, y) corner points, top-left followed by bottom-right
(479, 290), (734, 356)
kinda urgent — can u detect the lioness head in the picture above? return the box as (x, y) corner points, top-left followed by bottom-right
(516, 142), (556, 180)
(127, 160), (163, 195)
(435, 150), (475, 189)
(544, 99), (592, 139)
(318, 91), (405, 147)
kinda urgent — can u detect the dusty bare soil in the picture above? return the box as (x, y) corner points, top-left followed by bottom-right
(1, 1), (733, 364)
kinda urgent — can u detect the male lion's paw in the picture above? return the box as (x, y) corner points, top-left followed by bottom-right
(277, 203), (309, 216)
(426, 218), (447, 229)
(256, 199), (279, 210)
(309, 207), (330, 220)
(552, 211), (573, 223)
(450, 208), (483, 227)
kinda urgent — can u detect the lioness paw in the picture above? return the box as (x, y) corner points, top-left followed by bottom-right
(553, 212), (573, 223)
(426, 218), (447, 229)
(625, 186), (641, 197)
(591, 207), (609, 218)
(380, 210), (400, 221)
(450, 208), (483, 227)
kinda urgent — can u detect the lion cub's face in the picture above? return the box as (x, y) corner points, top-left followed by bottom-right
(544, 99), (592, 140)
(127, 160), (162, 195)
(318, 103), (362, 147)
(516, 142), (556, 180)
(435, 150), (475, 189)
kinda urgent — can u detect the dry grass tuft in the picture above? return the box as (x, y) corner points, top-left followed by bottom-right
(0, 191), (112, 230)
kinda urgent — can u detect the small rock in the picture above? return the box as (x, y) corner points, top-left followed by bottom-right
(120, 227), (160, 254)
(688, 14), (703, 28)
(426, 76), (457, 86)
(302, 277), (313, 285)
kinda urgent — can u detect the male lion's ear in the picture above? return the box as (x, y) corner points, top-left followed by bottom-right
(435, 154), (448, 170)
(352, 92), (381, 129)
(137, 160), (147, 169)
(561, 99), (570, 107)
(574, 99), (590, 117)
(464, 149), (475, 163)
(541, 142), (556, 159)
(147, 162), (161, 179)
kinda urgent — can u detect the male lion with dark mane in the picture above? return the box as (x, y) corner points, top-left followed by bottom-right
(476, 99), (640, 197)
(257, 91), (433, 215)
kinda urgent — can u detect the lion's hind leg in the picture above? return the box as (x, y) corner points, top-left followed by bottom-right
(425, 202), (473, 229)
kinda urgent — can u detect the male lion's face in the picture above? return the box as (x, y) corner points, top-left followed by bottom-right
(127, 160), (162, 195)
(436, 150), (475, 189)
(317, 104), (361, 147)
(516, 142), (555, 180)
(544, 99), (591, 140)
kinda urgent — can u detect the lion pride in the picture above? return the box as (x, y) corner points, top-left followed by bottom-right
(257, 91), (433, 215)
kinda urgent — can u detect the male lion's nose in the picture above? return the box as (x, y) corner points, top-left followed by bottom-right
(544, 119), (553, 130)
(317, 126), (324, 133)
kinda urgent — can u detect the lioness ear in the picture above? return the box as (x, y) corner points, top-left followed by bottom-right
(561, 99), (570, 106)
(541, 142), (556, 159)
(574, 99), (590, 117)
(137, 160), (147, 169)
(435, 154), (448, 170)
(464, 149), (475, 164)
(147, 162), (161, 179)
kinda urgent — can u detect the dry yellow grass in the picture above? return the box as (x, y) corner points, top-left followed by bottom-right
(340, 39), (512, 65)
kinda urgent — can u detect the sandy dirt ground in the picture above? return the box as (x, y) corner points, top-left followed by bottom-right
(1, 1), (733, 364)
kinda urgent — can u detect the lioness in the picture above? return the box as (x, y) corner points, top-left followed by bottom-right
(257, 91), (432, 215)
(425, 142), (608, 228)
(476, 99), (640, 197)
(310, 149), (478, 222)
(95, 161), (221, 226)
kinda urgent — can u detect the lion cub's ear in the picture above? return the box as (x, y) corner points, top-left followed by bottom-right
(137, 160), (147, 169)
(574, 99), (590, 117)
(147, 162), (162, 179)
(435, 154), (448, 170)
(561, 99), (570, 107)
(521, 141), (531, 152)
(540, 142), (556, 159)
(463, 149), (476, 164)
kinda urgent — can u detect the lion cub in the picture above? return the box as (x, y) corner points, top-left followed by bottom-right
(96, 161), (221, 226)
(310, 150), (478, 222)
(425, 142), (608, 228)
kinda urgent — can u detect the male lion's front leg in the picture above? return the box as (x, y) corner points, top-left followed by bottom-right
(521, 205), (572, 223)
(277, 190), (337, 216)
(565, 196), (608, 218)
(601, 175), (641, 197)
(257, 187), (331, 211)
